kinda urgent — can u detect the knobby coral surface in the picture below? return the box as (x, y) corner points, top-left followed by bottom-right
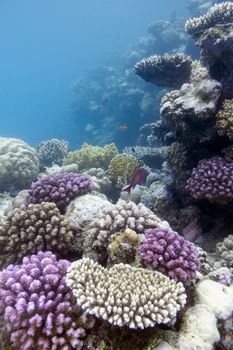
(66, 257), (187, 329)
(0, 251), (93, 350)
(216, 99), (233, 140)
(36, 138), (69, 167)
(107, 154), (139, 188)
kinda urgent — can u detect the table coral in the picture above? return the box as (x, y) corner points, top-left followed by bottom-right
(0, 137), (39, 192)
(0, 202), (75, 268)
(26, 172), (93, 213)
(186, 157), (233, 203)
(139, 228), (200, 283)
(107, 154), (139, 188)
(66, 257), (186, 329)
(0, 251), (93, 350)
(36, 138), (69, 167)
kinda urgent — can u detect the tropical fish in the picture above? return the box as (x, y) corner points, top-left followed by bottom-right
(118, 123), (128, 132)
(122, 167), (146, 195)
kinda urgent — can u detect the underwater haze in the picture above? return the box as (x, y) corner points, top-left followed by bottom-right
(0, 0), (187, 147)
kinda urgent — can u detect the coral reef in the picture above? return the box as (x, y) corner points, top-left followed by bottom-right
(134, 53), (192, 88)
(66, 257), (187, 329)
(186, 157), (233, 204)
(26, 172), (93, 213)
(107, 154), (139, 188)
(139, 228), (200, 283)
(123, 146), (167, 169)
(0, 137), (39, 192)
(85, 168), (112, 195)
(216, 99), (233, 140)
(0, 251), (93, 350)
(216, 234), (233, 267)
(64, 143), (118, 170)
(0, 202), (75, 268)
(36, 138), (69, 167)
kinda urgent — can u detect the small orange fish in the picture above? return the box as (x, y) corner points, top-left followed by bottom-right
(122, 167), (145, 195)
(118, 123), (128, 132)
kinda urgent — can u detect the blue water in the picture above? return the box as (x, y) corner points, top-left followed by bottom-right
(0, 0), (188, 148)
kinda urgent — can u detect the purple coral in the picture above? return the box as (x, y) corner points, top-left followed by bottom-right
(139, 228), (200, 283)
(0, 251), (92, 350)
(27, 172), (93, 212)
(186, 157), (233, 204)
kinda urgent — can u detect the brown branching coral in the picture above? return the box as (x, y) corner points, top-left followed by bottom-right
(216, 99), (233, 140)
(66, 257), (187, 329)
(0, 202), (75, 268)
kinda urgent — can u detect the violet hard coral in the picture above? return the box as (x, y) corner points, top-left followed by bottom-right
(26, 172), (93, 213)
(139, 228), (200, 284)
(0, 251), (93, 350)
(186, 157), (233, 204)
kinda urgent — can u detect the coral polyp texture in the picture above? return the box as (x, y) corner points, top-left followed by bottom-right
(84, 199), (169, 254)
(139, 228), (200, 283)
(36, 138), (69, 167)
(0, 251), (93, 350)
(216, 99), (233, 140)
(0, 137), (39, 192)
(63, 143), (118, 170)
(216, 234), (233, 267)
(26, 172), (93, 213)
(185, 2), (233, 35)
(66, 257), (187, 329)
(186, 157), (233, 203)
(107, 154), (139, 188)
(134, 53), (192, 88)
(0, 202), (75, 268)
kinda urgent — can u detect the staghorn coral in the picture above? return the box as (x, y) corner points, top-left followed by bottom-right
(216, 234), (233, 267)
(0, 137), (39, 192)
(26, 172), (93, 213)
(107, 154), (139, 188)
(63, 143), (118, 170)
(66, 257), (187, 329)
(0, 251), (93, 350)
(36, 138), (69, 167)
(0, 202), (75, 268)
(139, 228), (200, 283)
(185, 2), (233, 35)
(84, 199), (170, 258)
(216, 99), (233, 140)
(186, 157), (233, 204)
(134, 53), (192, 89)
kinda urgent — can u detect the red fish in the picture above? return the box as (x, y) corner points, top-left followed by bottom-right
(122, 167), (145, 195)
(118, 123), (128, 132)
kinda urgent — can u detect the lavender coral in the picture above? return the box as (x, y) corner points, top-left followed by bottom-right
(139, 228), (200, 283)
(186, 157), (233, 204)
(0, 251), (93, 350)
(27, 172), (93, 212)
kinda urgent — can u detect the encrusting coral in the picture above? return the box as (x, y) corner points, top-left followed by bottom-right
(36, 138), (69, 167)
(107, 154), (139, 188)
(216, 234), (233, 267)
(64, 143), (118, 170)
(66, 257), (187, 329)
(0, 202), (75, 269)
(186, 157), (233, 204)
(0, 137), (39, 192)
(216, 99), (233, 140)
(0, 251), (94, 350)
(139, 228), (200, 284)
(26, 172), (93, 213)
(134, 53), (192, 88)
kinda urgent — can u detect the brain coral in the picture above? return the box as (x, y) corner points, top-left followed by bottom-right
(185, 2), (233, 35)
(0, 137), (39, 192)
(107, 154), (139, 188)
(0, 251), (93, 350)
(186, 157), (233, 203)
(64, 143), (118, 170)
(36, 138), (69, 167)
(66, 257), (187, 329)
(26, 172), (93, 213)
(0, 202), (75, 269)
(139, 228), (200, 283)
(134, 53), (192, 88)
(216, 99), (233, 140)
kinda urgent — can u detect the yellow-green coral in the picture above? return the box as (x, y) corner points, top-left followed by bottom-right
(63, 143), (118, 170)
(216, 100), (233, 140)
(107, 154), (139, 188)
